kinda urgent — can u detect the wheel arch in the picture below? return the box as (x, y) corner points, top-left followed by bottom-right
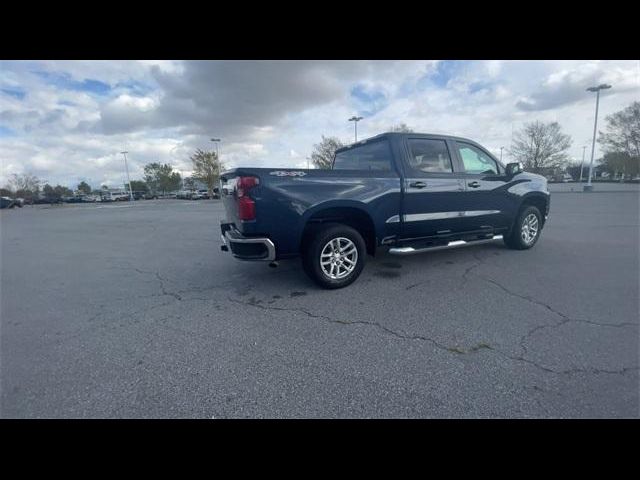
(518, 193), (549, 227)
(300, 202), (377, 256)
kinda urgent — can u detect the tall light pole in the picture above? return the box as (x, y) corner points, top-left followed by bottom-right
(579, 145), (587, 182)
(348, 116), (363, 142)
(120, 151), (134, 201)
(584, 84), (612, 191)
(500, 146), (504, 162)
(210, 138), (221, 160)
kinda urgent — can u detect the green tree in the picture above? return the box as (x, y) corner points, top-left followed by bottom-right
(166, 172), (181, 193)
(43, 184), (57, 201)
(190, 149), (225, 195)
(77, 181), (92, 194)
(510, 121), (572, 174)
(598, 102), (640, 179)
(311, 135), (344, 169)
(54, 185), (73, 197)
(144, 163), (181, 195)
(42, 184), (71, 202)
(599, 152), (639, 179)
(183, 177), (195, 190)
(129, 180), (149, 193)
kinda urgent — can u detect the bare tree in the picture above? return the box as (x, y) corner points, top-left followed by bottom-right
(598, 101), (640, 158)
(190, 149), (225, 195)
(597, 102), (640, 179)
(310, 136), (345, 169)
(8, 173), (41, 193)
(510, 121), (572, 174)
(389, 123), (414, 133)
(8, 173), (41, 203)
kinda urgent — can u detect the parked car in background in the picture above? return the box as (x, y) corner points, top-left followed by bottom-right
(157, 192), (177, 199)
(1, 196), (18, 209)
(101, 191), (130, 202)
(188, 190), (208, 200)
(34, 196), (63, 205)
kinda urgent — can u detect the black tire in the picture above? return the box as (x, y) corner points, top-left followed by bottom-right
(302, 223), (366, 289)
(504, 205), (542, 250)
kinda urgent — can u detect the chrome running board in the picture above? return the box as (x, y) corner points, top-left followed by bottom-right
(389, 235), (503, 256)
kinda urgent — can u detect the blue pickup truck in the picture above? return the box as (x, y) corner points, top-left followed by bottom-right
(220, 132), (550, 289)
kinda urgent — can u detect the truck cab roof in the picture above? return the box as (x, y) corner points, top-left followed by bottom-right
(335, 131), (484, 154)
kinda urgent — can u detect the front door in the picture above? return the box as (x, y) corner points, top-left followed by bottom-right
(453, 141), (511, 233)
(398, 137), (467, 240)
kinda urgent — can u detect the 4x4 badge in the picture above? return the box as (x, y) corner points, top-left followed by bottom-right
(269, 171), (306, 176)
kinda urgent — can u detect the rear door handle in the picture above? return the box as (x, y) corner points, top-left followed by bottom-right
(410, 181), (427, 189)
(468, 181), (481, 188)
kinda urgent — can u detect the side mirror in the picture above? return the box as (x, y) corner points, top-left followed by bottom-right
(506, 162), (523, 176)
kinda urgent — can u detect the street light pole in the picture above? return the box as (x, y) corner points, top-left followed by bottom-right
(348, 116), (363, 142)
(585, 84), (612, 191)
(500, 146), (504, 162)
(121, 151), (134, 201)
(209, 138), (222, 197)
(210, 138), (221, 160)
(579, 145), (586, 182)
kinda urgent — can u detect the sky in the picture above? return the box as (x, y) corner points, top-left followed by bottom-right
(1, 60), (638, 189)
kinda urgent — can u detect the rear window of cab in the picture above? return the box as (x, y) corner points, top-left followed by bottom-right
(333, 140), (393, 171)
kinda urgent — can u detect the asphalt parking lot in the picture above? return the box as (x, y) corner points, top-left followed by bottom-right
(1, 185), (639, 418)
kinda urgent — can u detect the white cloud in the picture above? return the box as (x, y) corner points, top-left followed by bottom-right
(1, 60), (638, 188)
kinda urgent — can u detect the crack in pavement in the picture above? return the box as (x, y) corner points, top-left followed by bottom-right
(110, 260), (639, 378)
(228, 295), (469, 354)
(479, 275), (638, 356)
(407, 250), (487, 291)
(227, 293), (639, 377)
(129, 267), (183, 301)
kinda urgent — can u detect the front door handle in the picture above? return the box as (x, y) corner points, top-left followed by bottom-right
(410, 181), (427, 189)
(468, 181), (481, 188)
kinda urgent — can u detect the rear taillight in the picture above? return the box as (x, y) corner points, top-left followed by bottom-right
(236, 176), (259, 221)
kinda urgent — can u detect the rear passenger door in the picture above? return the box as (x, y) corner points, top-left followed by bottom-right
(398, 137), (467, 240)
(453, 141), (511, 232)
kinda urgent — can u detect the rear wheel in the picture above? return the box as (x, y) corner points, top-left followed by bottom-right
(504, 205), (542, 250)
(302, 223), (366, 289)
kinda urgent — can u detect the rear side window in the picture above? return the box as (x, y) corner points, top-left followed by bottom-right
(407, 138), (453, 174)
(333, 140), (393, 171)
(457, 142), (499, 174)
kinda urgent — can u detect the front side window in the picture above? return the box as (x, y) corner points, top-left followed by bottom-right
(457, 143), (499, 174)
(407, 138), (453, 174)
(333, 140), (392, 171)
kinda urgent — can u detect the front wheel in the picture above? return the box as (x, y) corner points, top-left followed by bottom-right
(504, 205), (542, 250)
(302, 223), (366, 289)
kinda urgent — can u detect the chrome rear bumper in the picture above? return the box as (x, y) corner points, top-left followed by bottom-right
(220, 224), (276, 261)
